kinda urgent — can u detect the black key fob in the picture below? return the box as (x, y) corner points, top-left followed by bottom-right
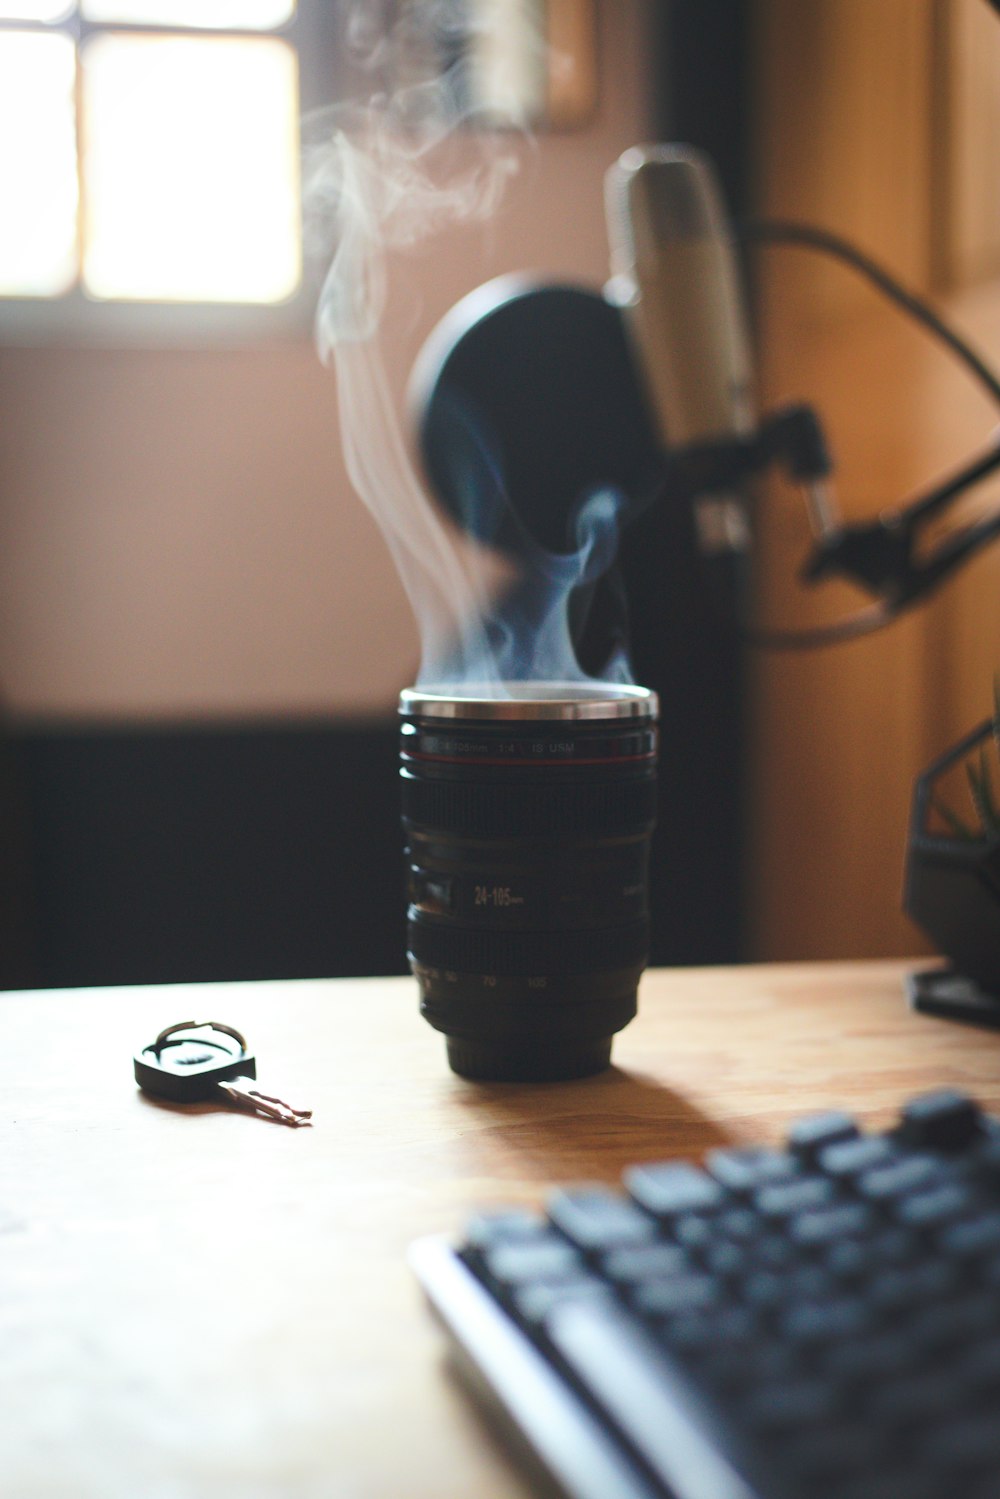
(134, 1020), (257, 1103)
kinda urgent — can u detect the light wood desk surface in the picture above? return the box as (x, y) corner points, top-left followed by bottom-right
(3, 960), (999, 1499)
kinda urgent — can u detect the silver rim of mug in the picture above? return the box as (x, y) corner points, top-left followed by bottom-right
(398, 682), (658, 722)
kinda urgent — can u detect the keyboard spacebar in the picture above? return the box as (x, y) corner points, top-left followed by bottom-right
(545, 1300), (763, 1499)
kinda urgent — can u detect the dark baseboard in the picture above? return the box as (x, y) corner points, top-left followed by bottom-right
(13, 718), (408, 989)
(0, 709), (742, 991)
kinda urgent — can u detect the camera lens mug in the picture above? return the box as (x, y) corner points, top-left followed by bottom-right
(399, 683), (659, 1081)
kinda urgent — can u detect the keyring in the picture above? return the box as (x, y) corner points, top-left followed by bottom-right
(153, 1019), (248, 1053)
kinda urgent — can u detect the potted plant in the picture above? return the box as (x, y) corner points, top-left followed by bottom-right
(905, 686), (1000, 1023)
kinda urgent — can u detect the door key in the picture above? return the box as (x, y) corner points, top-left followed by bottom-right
(134, 1020), (312, 1126)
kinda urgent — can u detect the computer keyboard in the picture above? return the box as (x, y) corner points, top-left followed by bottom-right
(410, 1090), (1000, 1499)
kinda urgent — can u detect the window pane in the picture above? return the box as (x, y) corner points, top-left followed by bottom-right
(466, 0), (548, 126)
(81, 0), (295, 28)
(80, 34), (301, 303)
(0, 2), (73, 19)
(0, 31), (78, 296)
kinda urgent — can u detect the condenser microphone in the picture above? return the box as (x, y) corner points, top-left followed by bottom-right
(605, 143), (753, 448)
(604, 144), (755, 558)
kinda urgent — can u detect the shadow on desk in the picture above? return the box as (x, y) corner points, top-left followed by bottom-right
(449, 1066), (732, 1185)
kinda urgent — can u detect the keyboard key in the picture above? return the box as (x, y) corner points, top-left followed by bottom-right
(706, 1145), (801, 1192)
(547, 1186), (656, 1252)
(866, 1227), (919, 1267)
(958, 1331), (1000, 1391)
(871, 1368), (960, 1425)
(512, 1273), (613, 1328)
(835, 1473), (939, 1499)
(741, 1270), (787, 1308)
(662, 1304), (758, 1355)
(868, 1260), (957, 1313)
(782, 1421), (889, 1483)
(820, 1134), (897, 1178)
(940, 1209), (1000, 1259)
(966, 1480), (1000, 1499)
(921, 1411), (1000, 1466)
(788, 1109), (859, 1158)
(783, 1265), (837, 1302)
(755, 1175), (838, 1217)
(900, 1089), (983, 1151)
(717, 1207), (760, 1241)
(716, 1338), (801, 1388)
(743, 1375), (840, 1433)
(824, 1329), (919, 1382)
(464, 1208), (548, 1253)
(791, 1202), (876, 1246)
(483, 1236), (582, 1289)
(858, 1155), (942, 1201)
(973, 1135), (1000, 1179)
(600, 1242), (690, 1285)
(781, 1295), (869, 1344)
(895, 1181), (976, 1229)
(631, 1272), (721, 1319)
(827, 1229), (917, 1277)
(911, 1291), (1000, 1353)
(625, 1161), (725, 1218)
(672, 1212), (716, 1251)
(702, 1239), (747, 1277)
(749, 1233), (796, 1271)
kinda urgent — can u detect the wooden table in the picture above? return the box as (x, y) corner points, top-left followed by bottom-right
(3, 960), (999, 1499)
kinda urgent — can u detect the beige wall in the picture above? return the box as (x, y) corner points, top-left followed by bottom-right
(0, 4), (654, 725)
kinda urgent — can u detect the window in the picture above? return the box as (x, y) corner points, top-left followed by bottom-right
(0, 1), (307, 337)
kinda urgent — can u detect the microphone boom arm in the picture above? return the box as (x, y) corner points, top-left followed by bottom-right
(651, 402), (833, 514)
(656, 407), (1000, 625)
(802, 432), (1000, 612)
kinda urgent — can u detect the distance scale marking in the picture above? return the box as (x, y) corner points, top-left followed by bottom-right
(407, 965), (638, 1001)
(408, 857), (649, 927)
(473, 884), (526, 909)
(415, 964), (552, 991)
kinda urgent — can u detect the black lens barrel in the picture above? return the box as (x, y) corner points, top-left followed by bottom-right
(399, 684), (658, 1081)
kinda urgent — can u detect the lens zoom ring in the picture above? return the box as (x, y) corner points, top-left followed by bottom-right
(401, 774), (657, 836)
(407, 918), (649, 976)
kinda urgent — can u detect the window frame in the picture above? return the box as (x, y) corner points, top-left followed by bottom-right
(0, 0), (332, 346)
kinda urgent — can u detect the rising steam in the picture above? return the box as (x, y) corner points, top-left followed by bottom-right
(303, 1), (632, 692)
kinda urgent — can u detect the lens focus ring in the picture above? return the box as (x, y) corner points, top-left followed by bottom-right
(406, 917), (650, 976)
(401, 772), (656, 837)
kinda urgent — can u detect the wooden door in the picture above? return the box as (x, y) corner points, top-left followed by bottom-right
(748, 0), (1000, 960)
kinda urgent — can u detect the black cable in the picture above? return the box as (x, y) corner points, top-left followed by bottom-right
(742, 602), (893, 651)
(742, 219), (1000, 412)
(733, 219), (1000, 648)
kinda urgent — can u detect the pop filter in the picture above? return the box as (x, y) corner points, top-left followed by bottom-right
(408, 275), (663, 675)
(409, 274), (664, 556)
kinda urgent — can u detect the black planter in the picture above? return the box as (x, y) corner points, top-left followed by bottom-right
(905, 718), (1000, 1016)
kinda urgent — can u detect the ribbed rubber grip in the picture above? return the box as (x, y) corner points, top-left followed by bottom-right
(407, 917), (649, 977)
(401, 771), (657, 837)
